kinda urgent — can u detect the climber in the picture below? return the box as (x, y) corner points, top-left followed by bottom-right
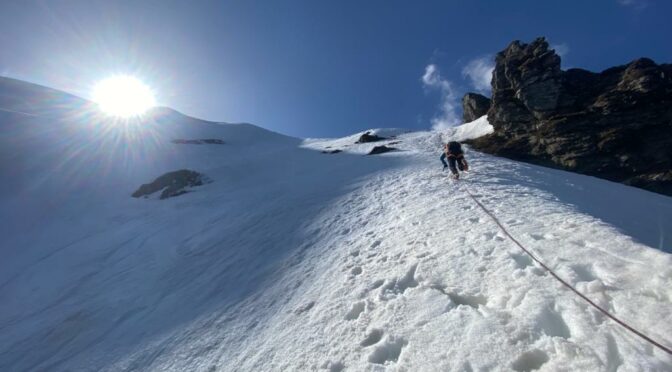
(440, 141), (469, 179)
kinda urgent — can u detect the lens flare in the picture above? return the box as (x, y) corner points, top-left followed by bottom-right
(92, 75), (156, 117)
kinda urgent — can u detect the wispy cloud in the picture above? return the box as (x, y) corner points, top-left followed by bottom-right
(551, 43), (570, 57)
(422, 64), (460, 130)
(461, 56), (494, 93)
(617, 0), (648, 9)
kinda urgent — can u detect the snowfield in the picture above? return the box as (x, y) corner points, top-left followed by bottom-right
(1, 81), (672, 372)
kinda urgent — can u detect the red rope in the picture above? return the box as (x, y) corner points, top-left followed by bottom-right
(463, 186), (672, 355)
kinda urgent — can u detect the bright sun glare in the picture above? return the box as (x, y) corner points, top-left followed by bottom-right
(92, 75), (156, 117)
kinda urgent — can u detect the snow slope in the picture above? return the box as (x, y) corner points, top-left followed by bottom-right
(1, 81), (672, 371)
(441, 114), (493, 142)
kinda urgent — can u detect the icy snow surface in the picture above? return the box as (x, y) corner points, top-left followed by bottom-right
(1, 108), (672, 371)
(442, 114), (493, 142)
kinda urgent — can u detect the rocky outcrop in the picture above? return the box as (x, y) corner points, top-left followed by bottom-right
(462, 93), (491, 122)
(468, 37), (672, 196)
(172, 139), (225, 145)
(356, 131), (386, 144)
(132, 169), (206, 199)
(368, 145), (397, 155)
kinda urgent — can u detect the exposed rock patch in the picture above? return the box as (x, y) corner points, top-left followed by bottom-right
(467, 37), (672, 196)
(132, 169), (207, 199)
(172, 139), (225, 145)
(368, 145), (397, 155)
(462, 93), (491, 122)
(322, 149), (343, 154)
(356, 131), (386, 144)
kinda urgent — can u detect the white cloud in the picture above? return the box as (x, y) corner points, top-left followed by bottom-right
(617, 0), (648, 9)
(422, 64), (460, 130)
(422, 64), (450, 91)
(461, 57), (494, 93)
(551, 43), (570, 57)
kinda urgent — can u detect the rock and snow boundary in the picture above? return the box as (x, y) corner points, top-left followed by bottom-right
(2, 113), (672, 371)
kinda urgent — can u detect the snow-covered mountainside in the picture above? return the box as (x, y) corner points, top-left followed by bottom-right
(1, 80), (672, 371)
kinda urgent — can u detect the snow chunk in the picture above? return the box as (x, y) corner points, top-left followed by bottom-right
(439, 115), (493, 142)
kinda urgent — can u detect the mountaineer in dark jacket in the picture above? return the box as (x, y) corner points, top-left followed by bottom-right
(440, 141), (469, 179)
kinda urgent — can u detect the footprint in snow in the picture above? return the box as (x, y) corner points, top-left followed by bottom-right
(429, 286), (488, 310)
(483, 232), (503, 241)
(571, 240), (591, 248)
(294, 301), (315, 315)
(322, 360), (345, 372)
(570, 264), (597, 282)
(510, 253), (533, 269)
(379, 264), (419, 299)
(344, 301), (366, 320)
(536, 305), (571, 339)
(370, 279), (385, 290)
(415, 251), (430, 259)
(360, 329), (384, 347)
(511, 349), (549, 372)
(368, 337), (407, 365)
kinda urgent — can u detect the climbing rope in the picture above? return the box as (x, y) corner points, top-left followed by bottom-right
(461, 184), (672, 355)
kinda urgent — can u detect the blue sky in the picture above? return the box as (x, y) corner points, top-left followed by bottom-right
(1, 0), (670, 137)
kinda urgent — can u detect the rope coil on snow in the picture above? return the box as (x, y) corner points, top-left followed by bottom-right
(462, 185), (672, 356)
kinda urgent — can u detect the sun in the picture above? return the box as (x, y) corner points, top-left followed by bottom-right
(92, 75), (156, 117)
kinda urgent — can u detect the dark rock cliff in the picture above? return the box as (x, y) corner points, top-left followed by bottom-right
(468, 37), (672, 196)
(462, 93), (491, 123)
